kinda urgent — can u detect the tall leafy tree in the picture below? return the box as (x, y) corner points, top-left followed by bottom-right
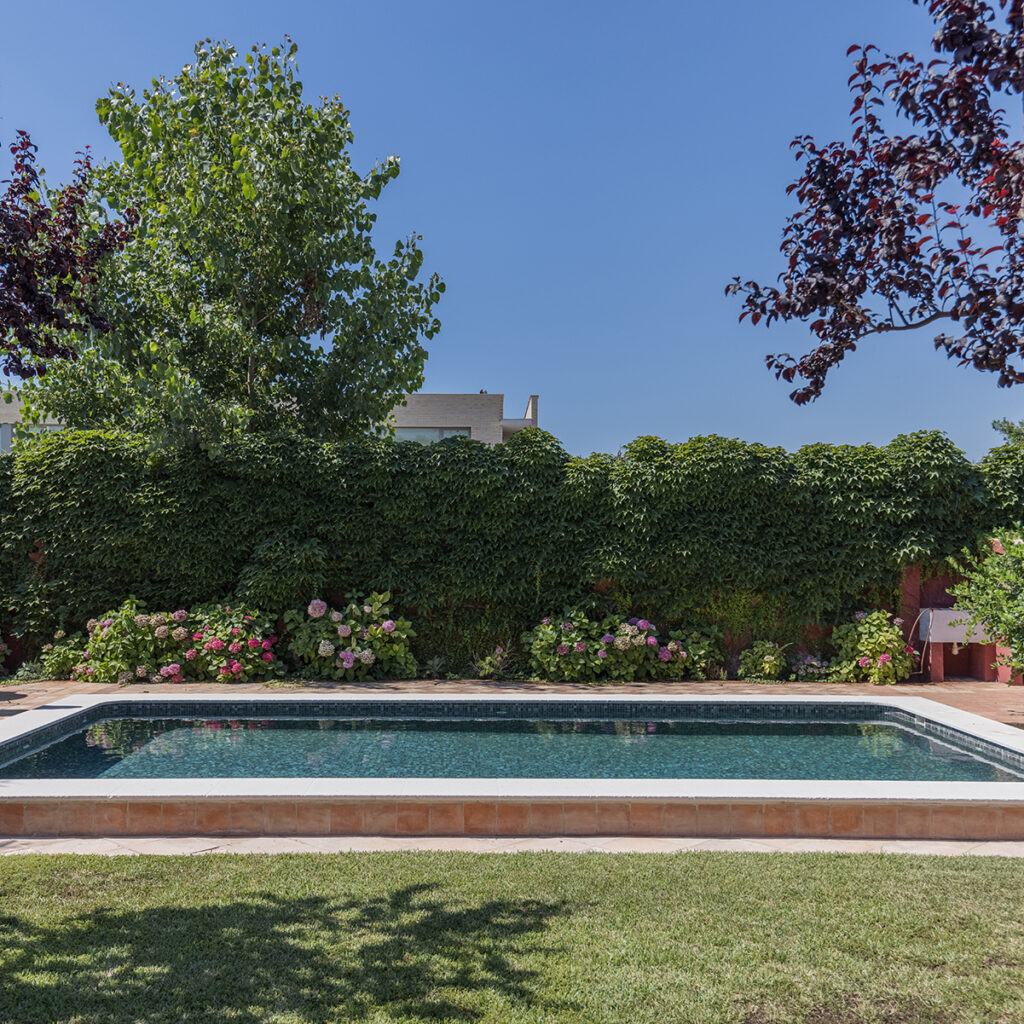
(0, 131), (135, 380)
(27, 38), (443, 443)
(728, 0), (1024, 404)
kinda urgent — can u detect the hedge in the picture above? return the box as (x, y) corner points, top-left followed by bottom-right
(0, 428), (1015, 661)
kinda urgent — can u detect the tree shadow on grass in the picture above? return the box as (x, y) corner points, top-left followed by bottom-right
(0, 882), (573, 1023)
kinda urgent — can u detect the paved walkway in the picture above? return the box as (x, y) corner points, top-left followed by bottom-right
(4, 835), (1024, 855)
(3, 677), (1024, 723)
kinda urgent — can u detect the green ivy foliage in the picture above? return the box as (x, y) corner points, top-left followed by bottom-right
(0, 428), (1005, 654)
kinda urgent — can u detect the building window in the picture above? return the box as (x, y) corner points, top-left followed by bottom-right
(394, 427), (471, 444)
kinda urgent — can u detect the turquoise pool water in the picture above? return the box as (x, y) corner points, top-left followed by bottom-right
(0, 716), (1018, 781)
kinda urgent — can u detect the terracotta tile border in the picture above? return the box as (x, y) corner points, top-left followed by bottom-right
(4, 798), (1024, 840)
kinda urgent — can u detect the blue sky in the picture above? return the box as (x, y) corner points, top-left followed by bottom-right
(3, 0), (1020, 458)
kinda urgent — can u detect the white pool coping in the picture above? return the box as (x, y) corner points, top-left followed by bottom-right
(2, 691), (1024, 804)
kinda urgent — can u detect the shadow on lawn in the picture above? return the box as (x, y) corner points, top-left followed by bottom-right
(0, 882), (573, 1022)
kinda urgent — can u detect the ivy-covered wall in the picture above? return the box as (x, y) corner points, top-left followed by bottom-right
(0, 428), (1016, 659)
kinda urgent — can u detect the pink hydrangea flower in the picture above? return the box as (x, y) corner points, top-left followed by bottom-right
(647, 637), (658, 647)
(192, 632), (203, 641)
(262, 639), (273, 651)
(185, 649), (197, 661)
(557, 643), (570, 655)
(337, 624), (352, 638)
(541, 617), (552, 625)
(262, 652), (273, 662)
(598, 649), (608, 659)
(229, 642), (243, 654)
(231, 661), (242, 674)
(574, 641), (586, 653)
(230, 627), (242, 636)
(858, 656), (871, 667)
(219, 666), (231, 675)
(331, 611), (344, 622)
(382, 620), (396, 633)
(167, 663), (180, 675)
(363, 604), (373, 614)
(248, 638), (261, 648)
(172, 610), (188, 623)
(878, 653), (891, 664)
(171, 673), (183, 683)
(340, 652), (355, 668)
(210, 638), (225, 650)
(307, 599), (328, 618)
(637, 619), (650, 631)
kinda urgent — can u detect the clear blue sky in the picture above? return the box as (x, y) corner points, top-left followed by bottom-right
(3, 0), (1020, 458)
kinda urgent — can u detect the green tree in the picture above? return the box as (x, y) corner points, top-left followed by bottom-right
(24, 38), (443, 445)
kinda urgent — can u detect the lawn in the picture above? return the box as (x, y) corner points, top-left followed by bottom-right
(1, 852), (1023, 1023)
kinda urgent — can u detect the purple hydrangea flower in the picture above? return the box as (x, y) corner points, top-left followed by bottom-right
(646, 636), (658, 646)
(598, 649), (608, 659)
(382, 620), (396, 633)
(557, 643), (570, 655)
(561, 621), (573, 631)
(601, 634), (615, 643)
(574, 641), (586, 653)
(657, 647), (672, 662)
(541, 617), (552, 625)
(628, 618), (639, 626)
(637, 619), (650, 631)
(307, 599), (328, 619)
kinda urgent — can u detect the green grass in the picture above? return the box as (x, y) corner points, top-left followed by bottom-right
(1, 852), (1023, 1023)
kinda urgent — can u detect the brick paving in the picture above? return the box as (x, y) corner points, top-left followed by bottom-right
(3, 676), (1024, 724)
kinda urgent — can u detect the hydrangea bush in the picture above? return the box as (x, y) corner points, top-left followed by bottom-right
(792, 651), (832, 682)
(737, 640), (788, 681)
(830, 610), (917, 685)
(69, 598), (279, 684)
(522, 614), (720, 682)
(284, 591), (417, 681)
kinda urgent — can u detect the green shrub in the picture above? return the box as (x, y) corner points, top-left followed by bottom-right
(737, 640), (788, 681)
(284, 591), (417, 681)
(830, 610), (916, 685)
(951, 533), (1024, 675)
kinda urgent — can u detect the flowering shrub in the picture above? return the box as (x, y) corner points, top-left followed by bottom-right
(40, 631), (87, 680)
(73, 598), (278, 684)
(522, 614), (716, 682)
(792, 651), (832, 682)
(830, 610), (916, 685)
(737, 640), (788, 681)
(283, 591), (417, 681)
(473, 647), (508, 680)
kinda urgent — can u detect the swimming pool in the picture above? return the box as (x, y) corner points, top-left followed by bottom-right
(2, 714), (1019, 783)
(3, 694), (1024, 840)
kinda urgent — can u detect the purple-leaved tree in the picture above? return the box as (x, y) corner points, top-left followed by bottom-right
(728, 0), (1024, 403)
(0, 130), (136, 379)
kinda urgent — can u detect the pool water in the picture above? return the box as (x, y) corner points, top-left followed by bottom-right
(0, 716), (1018, 781)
